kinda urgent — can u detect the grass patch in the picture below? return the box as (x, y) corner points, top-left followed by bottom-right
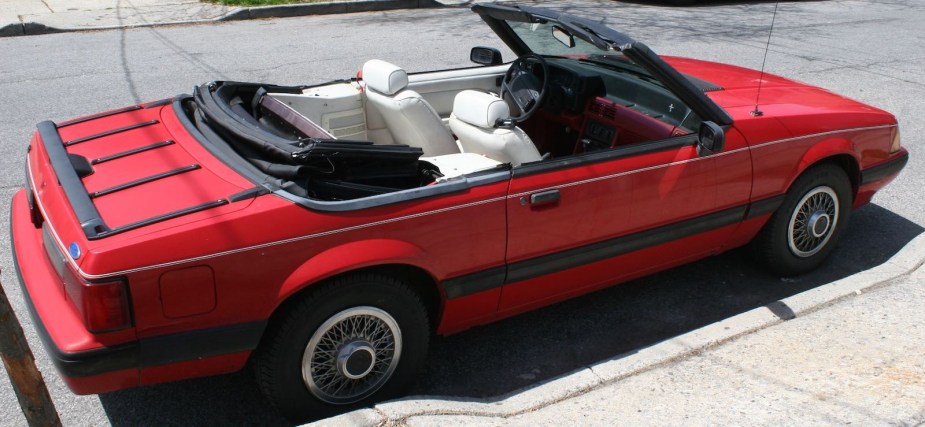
(205, 0), (330, 6)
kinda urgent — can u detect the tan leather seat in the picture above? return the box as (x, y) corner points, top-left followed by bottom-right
(362, 60), (459, 156)
(450, 90), (541, 167)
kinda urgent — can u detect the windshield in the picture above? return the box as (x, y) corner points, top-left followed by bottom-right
(475, 4), (733, 127)
(506, 20), (658, 81)
(506, 18), (702, 132)
(508, 21), (609, 57)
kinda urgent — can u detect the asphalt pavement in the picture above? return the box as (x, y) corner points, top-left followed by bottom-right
(0, 0), (468, 37)
(0, 0), (923, 426)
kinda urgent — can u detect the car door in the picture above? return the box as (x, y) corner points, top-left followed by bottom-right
(498, 130), (751, 316)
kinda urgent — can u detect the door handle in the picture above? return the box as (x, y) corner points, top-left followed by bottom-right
(529, 189), (560, 207)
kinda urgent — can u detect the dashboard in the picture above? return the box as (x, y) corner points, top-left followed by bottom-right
(536, 58), (699, 153)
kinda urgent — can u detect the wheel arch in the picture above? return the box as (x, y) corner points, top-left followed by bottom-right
(266, 240), (445, 336)
(793, 139), (860, 200)
(252, 259), (436, 421)
(749, 157), (855, 276)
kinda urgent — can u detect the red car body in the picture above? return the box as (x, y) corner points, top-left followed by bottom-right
(9, 3), (907, 417)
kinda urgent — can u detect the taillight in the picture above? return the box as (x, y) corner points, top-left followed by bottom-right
(63, 269), (132, 333)
(41, 225), (132, 333)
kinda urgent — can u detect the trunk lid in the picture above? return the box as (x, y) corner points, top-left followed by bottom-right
(28, 100), (256, 260)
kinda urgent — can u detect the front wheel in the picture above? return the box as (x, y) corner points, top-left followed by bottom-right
(751, 164), (852, 276)
(254, 273), (430, 423)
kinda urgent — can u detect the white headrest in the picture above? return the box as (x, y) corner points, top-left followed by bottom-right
(362, 60), (408, 95)
(453, 90), (510, 128)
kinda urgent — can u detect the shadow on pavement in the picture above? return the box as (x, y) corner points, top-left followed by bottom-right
(99, 370), (288, 426)
(96, 203), (921, 424)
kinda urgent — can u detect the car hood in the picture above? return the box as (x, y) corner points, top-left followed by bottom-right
(664, 56), (888, 117)
(28, 100), (257, 257)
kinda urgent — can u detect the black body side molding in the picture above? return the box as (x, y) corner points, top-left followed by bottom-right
(442, 195), (785, 300)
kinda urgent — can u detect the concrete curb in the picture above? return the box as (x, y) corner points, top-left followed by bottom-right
(0, 22), (62, 37)
(313, 231), (925, 426)
(220, 0), (439, 21)
(0, 23), (22, 37)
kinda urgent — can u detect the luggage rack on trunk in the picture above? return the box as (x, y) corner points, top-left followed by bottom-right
(33, 121), (240, 240)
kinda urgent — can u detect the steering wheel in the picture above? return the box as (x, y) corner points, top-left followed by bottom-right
(499, 53), (549, 125)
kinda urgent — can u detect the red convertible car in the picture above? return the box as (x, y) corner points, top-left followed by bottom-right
(10, 3), (907, 422)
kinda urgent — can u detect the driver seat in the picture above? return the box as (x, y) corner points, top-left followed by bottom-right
(450, 90), (542, 167)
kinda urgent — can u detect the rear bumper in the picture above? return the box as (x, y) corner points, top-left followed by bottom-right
(10, 189), (140, 394)
(12, 189), (267, 393)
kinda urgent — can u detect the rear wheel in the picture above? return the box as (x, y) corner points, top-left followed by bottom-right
(751, 164), (852, 276)
(255, 273), (430, 423)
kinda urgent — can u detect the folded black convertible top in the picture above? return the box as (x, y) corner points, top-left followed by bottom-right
(191, 81), (430, 199)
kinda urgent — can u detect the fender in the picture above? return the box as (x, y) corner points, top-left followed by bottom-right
(276, 239), (434, 302)
(792, 137), (859, 188)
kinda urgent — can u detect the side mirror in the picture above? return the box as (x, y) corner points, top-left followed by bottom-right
(470, 47), (503, 66)
(697, 121), (726, 156)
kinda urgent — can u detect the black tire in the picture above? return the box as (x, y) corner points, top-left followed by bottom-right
(751, 163), (852, 276)
(254, 273), (430, 423)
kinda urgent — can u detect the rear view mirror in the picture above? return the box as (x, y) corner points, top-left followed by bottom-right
(470, 47), (503, 66)
(697, 121), (726, 156)
(552, 25), (576, 48)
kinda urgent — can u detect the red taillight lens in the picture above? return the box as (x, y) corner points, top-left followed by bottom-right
(83, 281), (131, 333)
(42, 226), (132, 333)
(63, 271), (132, 333)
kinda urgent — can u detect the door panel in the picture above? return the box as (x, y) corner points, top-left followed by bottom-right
(498, 223), (742, 319)
(505, 159), (634, 266)
(628, 145), (717, 231)
(501, 131), (751, 312)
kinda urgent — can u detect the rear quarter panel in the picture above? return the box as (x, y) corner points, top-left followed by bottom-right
(118, 181), (509, 340)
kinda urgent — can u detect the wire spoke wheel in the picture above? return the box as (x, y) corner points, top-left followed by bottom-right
(787, 186), (839, 258)
(302, 307), (402, 405)
(750, 164), (851, 276)
(256, 274), (429, 423)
